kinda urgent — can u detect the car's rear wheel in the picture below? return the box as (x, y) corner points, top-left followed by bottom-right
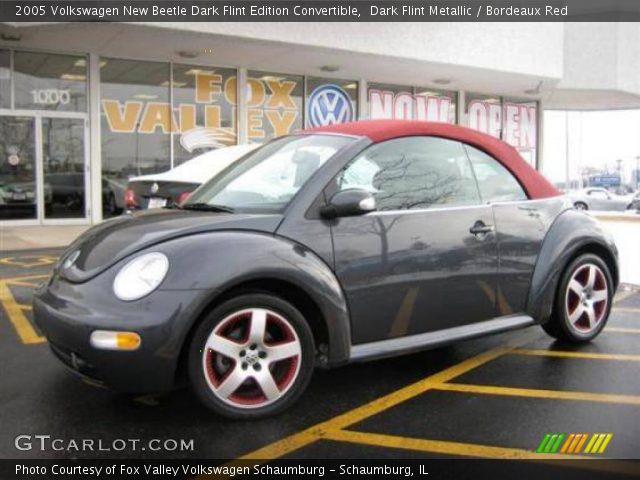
(574, 202), (588, 211)
(542, 253), (613, 342)
(188, 294), (315, 419)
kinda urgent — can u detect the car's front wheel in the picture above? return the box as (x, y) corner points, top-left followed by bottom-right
(574, 202), (588, 211)
(542, 253), (613, 342)
(188, 294), (315, 419)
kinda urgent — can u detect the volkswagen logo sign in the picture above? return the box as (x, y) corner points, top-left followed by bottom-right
(306, 84), (354, 128)
(63, 250), (81, 270)
(150, 182), (159, 194)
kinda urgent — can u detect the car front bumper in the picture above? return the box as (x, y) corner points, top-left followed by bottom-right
(32, 273), (207, 393)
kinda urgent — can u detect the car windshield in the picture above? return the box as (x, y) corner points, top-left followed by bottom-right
(183, 134), (353, 213)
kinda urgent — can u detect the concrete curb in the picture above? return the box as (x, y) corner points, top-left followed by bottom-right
(592, 212), (640, 222)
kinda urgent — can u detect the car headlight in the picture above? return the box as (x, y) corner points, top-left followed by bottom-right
(113, 252), (169, 301)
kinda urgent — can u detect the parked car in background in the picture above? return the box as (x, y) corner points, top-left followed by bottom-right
(34, 120), (619, 419)
(568, 187), (634, 211)
(629, 191), (640, 212)
(47, 173), (122, 216)
(0, 180), (52, 218)
(124, 144), (258, 212)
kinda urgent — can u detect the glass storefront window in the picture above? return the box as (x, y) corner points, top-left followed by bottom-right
(465, 94), (538, 166)
(246, 70), (303, 142)
(172, 64), (237, 166)
(413, 87), (457, 123)
(368, 83), (456, 123)
(100, 58), (171, 217)
(0, 50), (10, 109)
(305, 77), (358, 127)
(368, 82), (414, 120)
(0, 116), (37, 220)
(502, 97), (537, 166)
(465, 93), (502, 139)
(13, 51), (87, 112)
(42, 118), (87, 219)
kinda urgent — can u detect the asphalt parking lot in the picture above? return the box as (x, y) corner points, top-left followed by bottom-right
(1, 248), (639, 462)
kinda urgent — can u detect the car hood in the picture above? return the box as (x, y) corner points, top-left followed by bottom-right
(59, 208), (283, 283)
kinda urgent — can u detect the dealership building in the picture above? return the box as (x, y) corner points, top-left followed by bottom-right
(0, 21), (639, 226)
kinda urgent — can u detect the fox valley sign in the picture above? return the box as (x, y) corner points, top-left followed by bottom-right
(102, 73), (300, 142)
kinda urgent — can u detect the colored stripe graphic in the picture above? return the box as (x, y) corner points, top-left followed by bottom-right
(536, 434), (552, 453)
(550, 433), (565, 453)
(585, 433), (614, 454)
(538, 433), (612, 454)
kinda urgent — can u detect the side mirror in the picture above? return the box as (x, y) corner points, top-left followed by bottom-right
(320, 189), (376, 219)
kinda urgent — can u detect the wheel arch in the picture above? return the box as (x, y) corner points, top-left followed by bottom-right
(526, 209), (619, 323)
(174, 276), (340, 385)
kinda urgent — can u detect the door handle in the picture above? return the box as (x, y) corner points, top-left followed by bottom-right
(469, 221), (494, 236)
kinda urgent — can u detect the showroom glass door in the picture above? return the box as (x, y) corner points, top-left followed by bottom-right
(0, 113), (89, 224)
(41, 116), (89, 222)
(0, 115), (38, 221)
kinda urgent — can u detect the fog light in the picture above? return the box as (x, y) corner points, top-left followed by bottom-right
(90, 331), (141, 351)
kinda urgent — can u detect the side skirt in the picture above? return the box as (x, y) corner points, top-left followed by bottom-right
(349, 314), (535, 362)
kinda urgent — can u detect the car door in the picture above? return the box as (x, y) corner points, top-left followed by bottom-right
(588, 189), (610, 210)
(464, 145), (567, 316)
(327, 136), (499, 345)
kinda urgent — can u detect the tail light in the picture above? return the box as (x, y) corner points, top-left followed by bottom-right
(124, 188), (138, 210)
(176, 190), (193, 205)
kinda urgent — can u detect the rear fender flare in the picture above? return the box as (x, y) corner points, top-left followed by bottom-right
(526, 210), (618, 322)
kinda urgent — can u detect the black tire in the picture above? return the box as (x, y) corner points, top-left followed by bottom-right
(574, 202), (588, 211)
(188, 294), (315, 419)
(542, 253), (613, 343)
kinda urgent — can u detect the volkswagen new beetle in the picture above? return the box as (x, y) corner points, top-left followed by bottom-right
(34, 120), (618, 419)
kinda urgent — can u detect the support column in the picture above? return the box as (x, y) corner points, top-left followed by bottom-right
(237, 68), (248, 144)
(456, 90), (466, 126)
(88, 53), (102, 225)
(536, 100), (544, 172)
(358, 78), (367, 120)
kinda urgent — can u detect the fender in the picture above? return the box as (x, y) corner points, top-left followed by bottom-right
(526, 210), (619, 323)
(157, 230), (352, 366)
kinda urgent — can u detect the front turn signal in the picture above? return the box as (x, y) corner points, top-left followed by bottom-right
(90, 331), (141, 351)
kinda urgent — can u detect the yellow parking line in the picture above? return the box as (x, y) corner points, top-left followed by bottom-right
(323, 429), (585, 460)
(605, 327), (640, 334)
(233, 333), (536, 461)
(0, 274), (50, 282)
(434, 382), (640, 406)
(0, 256), (57, 268)
(513, 348), (640, 362)
(6, 280), (45, 288)
(0, 279), (45, 344)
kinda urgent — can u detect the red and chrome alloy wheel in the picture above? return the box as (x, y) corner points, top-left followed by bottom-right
(201, 307), (302, 409)
(565, 263), (609, 334)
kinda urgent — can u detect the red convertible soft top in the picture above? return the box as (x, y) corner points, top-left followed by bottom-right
(305, 120), (559, 200)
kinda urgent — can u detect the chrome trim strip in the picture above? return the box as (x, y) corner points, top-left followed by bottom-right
(365, 196), (563, 216)
(349, 314), (535, 362)
(368, 203), (489, 216)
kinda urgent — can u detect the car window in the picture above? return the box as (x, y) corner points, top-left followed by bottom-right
(337, 137), (481, 211)
(464, 145), (528, 203)
(184, 134), (353, 213)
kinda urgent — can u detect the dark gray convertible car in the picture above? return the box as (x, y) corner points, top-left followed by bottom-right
(33, 120), (618, 419)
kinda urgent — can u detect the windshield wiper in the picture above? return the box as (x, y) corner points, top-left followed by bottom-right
(180, 202), (235, 213)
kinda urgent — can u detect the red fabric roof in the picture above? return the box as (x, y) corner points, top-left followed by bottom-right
(305, 120), (559, 200)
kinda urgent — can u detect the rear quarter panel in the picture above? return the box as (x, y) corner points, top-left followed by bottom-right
(493, 197), (569, 316)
